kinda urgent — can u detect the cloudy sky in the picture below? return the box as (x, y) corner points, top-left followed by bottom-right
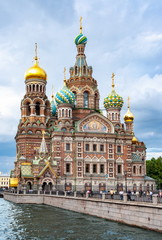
(0, 0), (162, 174)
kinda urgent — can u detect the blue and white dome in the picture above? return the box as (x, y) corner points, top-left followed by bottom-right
(55, 84), (75, 105)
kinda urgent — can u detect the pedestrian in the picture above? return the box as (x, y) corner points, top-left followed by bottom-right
(110, 189), (114, 199)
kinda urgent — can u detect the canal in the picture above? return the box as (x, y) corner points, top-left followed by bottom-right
(0, 199), (161, 240)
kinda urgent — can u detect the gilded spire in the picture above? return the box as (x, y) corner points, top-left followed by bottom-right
(111, 73), (115, 90)
(51, 85), (54, 99)
(64, 67), (67, 86)
(80, 16), (83, 34)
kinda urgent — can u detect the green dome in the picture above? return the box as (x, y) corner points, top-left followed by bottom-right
(104, 90), (124, 109)
(75, 33), (87, 45)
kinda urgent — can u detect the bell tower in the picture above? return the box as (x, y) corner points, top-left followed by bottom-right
(16, 44), (51, 160)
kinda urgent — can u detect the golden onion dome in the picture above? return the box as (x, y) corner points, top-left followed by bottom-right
(124, 108), (134, 122)
(24, 60), (47, 81)
(132, 135), (138, 144)
(24, 43), (47, 81)
(124, 96), (134, 122)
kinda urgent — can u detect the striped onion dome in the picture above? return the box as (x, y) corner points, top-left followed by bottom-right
(55, 84), (75, 105)
(75, 33), (87, 45)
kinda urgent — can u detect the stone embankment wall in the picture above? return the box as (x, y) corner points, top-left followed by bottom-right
(4, 192), (162, 233)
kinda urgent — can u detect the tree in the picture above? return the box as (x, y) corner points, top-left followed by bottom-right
(146, 157), (162, 189)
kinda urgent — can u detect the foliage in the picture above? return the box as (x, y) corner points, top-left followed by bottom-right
(146, 157), (162, 189)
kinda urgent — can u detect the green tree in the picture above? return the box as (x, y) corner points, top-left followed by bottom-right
(146, 157), (162, 189)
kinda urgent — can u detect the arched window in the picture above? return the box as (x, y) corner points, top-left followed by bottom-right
(40, 85), (42, 92)
(29, 85), (31, 92)
(115, 113), (118, 120)
(69, 109), (71, 118)
(84, 91), (89, 108)
(35, 102), (40, 115)
(26, 102), (31, 116)
(83, 66), (86, 74)
(33, 85), (35, 91)
(75, 66), (77, 75)
(112, 113), (114, 120)
(62, 109), (64, 117)
(73, 91), (77, 106)
(36, 84), (39, 91)
(133, 166), (136, 174)
(66, 109), (68, 117)
(139, 166), (142, 174)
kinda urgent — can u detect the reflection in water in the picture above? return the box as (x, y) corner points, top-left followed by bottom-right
(0, 199), (161, 240)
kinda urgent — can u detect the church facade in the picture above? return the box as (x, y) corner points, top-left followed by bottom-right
(10, 22), (155, 193)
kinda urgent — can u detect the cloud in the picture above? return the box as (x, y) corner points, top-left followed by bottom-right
(0, 156), (15, 175)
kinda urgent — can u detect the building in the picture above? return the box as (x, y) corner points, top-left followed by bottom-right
(10, 20), (155, 193)
(0, 174), (10, 189)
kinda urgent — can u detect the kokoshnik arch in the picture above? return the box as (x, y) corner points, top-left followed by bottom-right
(10, 18), (155, 193)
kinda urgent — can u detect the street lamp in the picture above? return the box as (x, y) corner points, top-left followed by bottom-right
(64, 175), (67, 191)
(90, 174), (92, 192)
(124, 171), (127, 193)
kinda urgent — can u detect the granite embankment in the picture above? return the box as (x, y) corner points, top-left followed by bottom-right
(4, 192), (162, 233)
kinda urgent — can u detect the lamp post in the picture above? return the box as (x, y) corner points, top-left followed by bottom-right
(64, 175), (67, 191)
(124, 171), (127, 193)
(90, 174), (92, 192)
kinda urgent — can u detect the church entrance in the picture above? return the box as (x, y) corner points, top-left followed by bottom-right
(42, 182), (53, 191)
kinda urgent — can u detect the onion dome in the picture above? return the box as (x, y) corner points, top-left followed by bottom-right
(75, 33), (87, 45)
(55, 85), (75, 105)
(24, 43), (47, 81)
(74, 17), (87, 45)
(104, 73), (123, 109)
(51, 95), (57, 116)
(132, 134), (138, 144)
(124, 97), (134, 122)
(55, 68), (75, 105)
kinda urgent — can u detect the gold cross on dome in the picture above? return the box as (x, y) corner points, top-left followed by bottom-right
(80, 16), (83, 34)
(128, 96), (130, 108)
(111, 72), (115, 89)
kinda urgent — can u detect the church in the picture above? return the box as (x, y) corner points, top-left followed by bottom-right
(10, 19), (155, 193)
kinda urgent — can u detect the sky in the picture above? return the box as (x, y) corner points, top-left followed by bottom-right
(0, 0), (162, 174)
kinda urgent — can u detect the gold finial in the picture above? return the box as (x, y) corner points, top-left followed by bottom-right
(80, 16), (83, 34)
(111, 73), (115, 90)
(64, 67), (67, 86)
(34, 43), (38, 63)
(127, 96), (130, 108)
(42, 130), (45, 137)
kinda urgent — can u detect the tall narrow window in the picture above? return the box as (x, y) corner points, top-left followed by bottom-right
(66, 163), (70, 173)
(117, 145), (121, 153)
(117, 165), (121, 174)
(66, 143), (70, 151)
(73, 91), (77, 106)
(133, 166), (136, 174)
(62, 109), (64, 117)
(35, 102), (40, 115)
(84, 91), (89, 108)
(85, 144), (89, 151)
(100, 164), (104, 173)
(100, 144), (104, 152)
(93, 144), (97, 151)
(26, 102), (31, 116)
(93, 164), (97, 173)
(139, 166), (142, 174)
(85, 164), (90, 173)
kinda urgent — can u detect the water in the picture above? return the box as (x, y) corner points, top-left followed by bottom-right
(0, 199), (161, 240)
